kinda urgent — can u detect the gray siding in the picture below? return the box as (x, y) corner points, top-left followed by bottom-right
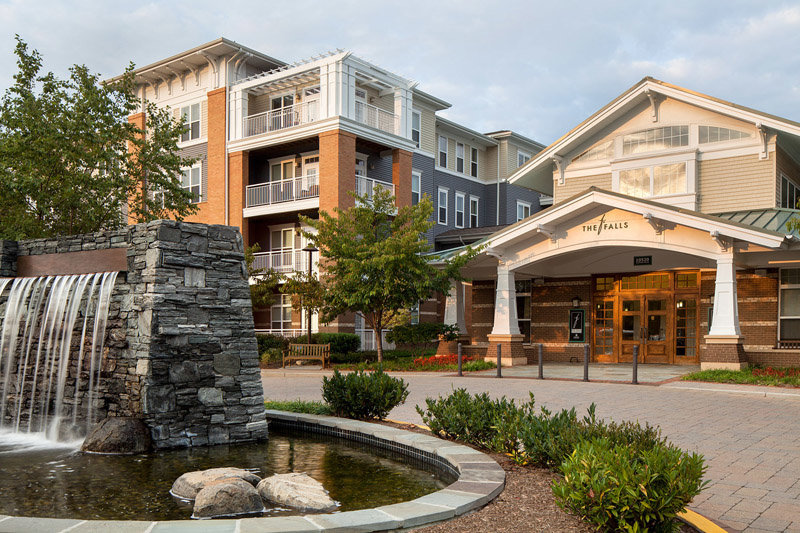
(367, 153), (393, 185)
(503, 182), (542, 225)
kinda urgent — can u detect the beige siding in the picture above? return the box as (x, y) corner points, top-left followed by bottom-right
(485, 146), (498, 182)
(201, 100), (208, 138)
(497, 141), (508, 179)
(249, 94), (269, 115)
(554, 173), (612, 203)
(506, 143), (520, 178)
(419, 108), (436, 154)
(698, 152), (775, 212)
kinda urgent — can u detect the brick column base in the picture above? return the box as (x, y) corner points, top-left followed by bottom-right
(485, 334), (527, 366)
(436, 335), (471, 356)
(702, 335), (748, 370)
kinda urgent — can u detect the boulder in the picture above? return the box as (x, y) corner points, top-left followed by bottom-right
(257, 473), (338, 513)
(171, 467), (261, 500)
(81, 417), (152, 454)
(192, 479), (264, 519)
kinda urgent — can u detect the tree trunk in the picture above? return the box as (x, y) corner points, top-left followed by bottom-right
(366, 313), (384, 364)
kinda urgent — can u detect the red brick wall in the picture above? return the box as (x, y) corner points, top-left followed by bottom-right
(392, 148), (413, 209)
(319, 129), (356, 215)
(530, 278), (592, 362)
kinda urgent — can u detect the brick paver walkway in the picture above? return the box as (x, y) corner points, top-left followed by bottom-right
(261, 369), (800, 532)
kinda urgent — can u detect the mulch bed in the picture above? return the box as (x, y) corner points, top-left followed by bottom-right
(380, 421), (698, 533)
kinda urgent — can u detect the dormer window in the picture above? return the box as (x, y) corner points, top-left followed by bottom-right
(622, 126), (688, 155)
(699, 126), (750, 144)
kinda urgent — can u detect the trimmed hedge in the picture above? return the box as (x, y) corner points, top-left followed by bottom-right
(293, 333), (361, 354)
(321, 369), (409, 420)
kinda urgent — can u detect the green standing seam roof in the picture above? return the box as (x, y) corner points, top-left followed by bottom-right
(712, 208), (800, 237)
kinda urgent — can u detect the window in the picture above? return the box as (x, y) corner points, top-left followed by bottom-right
(699, 126), (750, 144)
(780, 269), (800, 341)
(180, 103), (200, 142)
(455, 192), (465, 228)
(438, 136), (448, 168)
(622, 126), (688, 155)
(517, 149), (531, 168)
(438, 187), (448, 225)
(515, 279), (532, 343)
(271, 294), (293, 331)
(411, 171), (421, 206)
(573, 141), (613, 163)
(596, 277), (614, 291)
(469, 196), (479, 228)
(595, 300), (614, 356)
(456, 143), (465, 173)
(471, 147), (478, 177)
(619, 162), (686, 198)
(516, 201), (531, 222)
(676, 299), (697, 357)
(781, 174), (800, 209)
(410, 302), (420, 325)
(270, 159), (295, 182)
(181, 164), (202, 203)
(412, 110), (421, 148)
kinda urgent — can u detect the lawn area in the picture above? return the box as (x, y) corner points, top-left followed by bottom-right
(333, 354), (496, 372)
(264, 399), (333, 415)
(682, 366), (800, 387)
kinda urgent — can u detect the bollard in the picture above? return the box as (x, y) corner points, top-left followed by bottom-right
(583, 344), (589, 382)
(496, 343), (502, 378)
(632, 344), (639, 385)
(538, 343), (544, 379)
(457, 343), (463, 377)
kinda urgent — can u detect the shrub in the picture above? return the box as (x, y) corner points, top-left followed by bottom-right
(293, 333), (361, 354)
(331, 349), (434, 365)
(257, 334), (289, 354)
(553, 438), (707, 532)
(321, 369), (409, 420)
(260, 348), (283, 366)
(264, 399), (333, 415)
(386, 322), (460, 349)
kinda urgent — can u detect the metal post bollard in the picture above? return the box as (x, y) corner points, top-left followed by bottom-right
(632, 344), (639, 385)
(538, 343), (544, 379)
(496, 343), (502, 378)
(583, 344), (589, 382)
(457, 343), (463, 377)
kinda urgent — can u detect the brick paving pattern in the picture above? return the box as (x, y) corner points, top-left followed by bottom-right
(262, 368), (800, 532)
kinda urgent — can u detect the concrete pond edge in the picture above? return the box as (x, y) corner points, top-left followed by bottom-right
(0, 411), (505, 533)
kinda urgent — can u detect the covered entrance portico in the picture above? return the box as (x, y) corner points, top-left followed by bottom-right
(447, 189), (791, 369)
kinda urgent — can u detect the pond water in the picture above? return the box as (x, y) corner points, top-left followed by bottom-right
(0, 427), (448, 521)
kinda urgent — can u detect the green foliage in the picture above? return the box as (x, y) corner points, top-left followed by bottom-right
(245, 244), (282, 310)
(256, 333), (290, 353)
(336, 356), (494, 372)
(259, 348), (283, 366)
(0, 36), (197, 239)
(293, 333), (361, 354)
(300, 187), (478, 362)
(330, 349), (435, 364)
(553, 438), (707, 532)
(321, 369), (409, 420)
(386, 322), (460, 350)
(682, 366), (800, 387)
(264, 399), (333, 416)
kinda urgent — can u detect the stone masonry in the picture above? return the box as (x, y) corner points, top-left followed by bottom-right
(0, 220), (267, 449)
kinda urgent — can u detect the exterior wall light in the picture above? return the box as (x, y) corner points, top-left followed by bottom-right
(572, 296), (581, 308)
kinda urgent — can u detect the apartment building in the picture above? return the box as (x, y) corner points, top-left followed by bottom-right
(123, 38), (546, 344)
(445, 77), (800, 369)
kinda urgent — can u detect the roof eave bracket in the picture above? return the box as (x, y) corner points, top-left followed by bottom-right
(645, 89), (660, 122)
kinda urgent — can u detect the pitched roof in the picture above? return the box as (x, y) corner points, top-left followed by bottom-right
(713, 208), (800, 237)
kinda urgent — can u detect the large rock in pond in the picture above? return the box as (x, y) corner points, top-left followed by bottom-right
(193, 479), (264, 518)
(81, 417), (152, 454)
(171, 467), (261, 500)
(257, 473), (338, 513)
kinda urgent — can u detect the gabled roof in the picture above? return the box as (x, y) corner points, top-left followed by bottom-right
(508, 77), (800, 195)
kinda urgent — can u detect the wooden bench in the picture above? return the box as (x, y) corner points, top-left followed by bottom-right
(282, 343), (331, 369)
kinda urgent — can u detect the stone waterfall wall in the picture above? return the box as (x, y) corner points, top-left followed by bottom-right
(0, 221), (267, 449)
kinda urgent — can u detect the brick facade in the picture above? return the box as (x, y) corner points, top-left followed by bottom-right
(319, 129), (357, 215)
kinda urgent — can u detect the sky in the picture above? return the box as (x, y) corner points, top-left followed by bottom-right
(1, 1), (799, 145)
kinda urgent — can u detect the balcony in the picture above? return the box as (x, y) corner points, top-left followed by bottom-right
(244, 101), (319, 137)
(251, 250), (316, 274)
(354, 102), (398, 136)
(245, 175), (320, 217)
(355, 175), (395, 200)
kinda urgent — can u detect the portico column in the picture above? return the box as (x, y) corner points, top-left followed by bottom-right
(486, 263), (526, 366)
(438, 279), (469, 355)
(704, 253), (747, 370)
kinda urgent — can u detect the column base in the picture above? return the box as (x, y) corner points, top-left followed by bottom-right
(485, 334), (527, 366)
(436, 335), (471, 356)
(702, 335), (747, 370)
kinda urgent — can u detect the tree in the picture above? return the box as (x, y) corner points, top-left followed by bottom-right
(301, 188), (477, 363)
(0, 36), (197, 240)
(244, 244), (283, 310)
(282, 268), (325, 342)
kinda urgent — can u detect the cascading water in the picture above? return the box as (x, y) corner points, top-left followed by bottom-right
(0, 272), (118, 442)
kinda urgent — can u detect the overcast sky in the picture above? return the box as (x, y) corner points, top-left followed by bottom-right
(1, 1), (799, 144)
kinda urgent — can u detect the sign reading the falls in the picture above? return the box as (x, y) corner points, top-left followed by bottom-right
(582, 214), (630, 235)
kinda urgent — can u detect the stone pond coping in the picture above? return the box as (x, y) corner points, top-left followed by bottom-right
(0, 411), (505, 532)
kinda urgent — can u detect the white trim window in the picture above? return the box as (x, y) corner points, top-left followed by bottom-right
(699, 125), (750, 144)
(517, 149), (531, 168)
(622, 125), (688, 155)
(181, 163), (202, 203)
(455, 192), (465, 228)
(438, 187), (448, 225)
(516, 200), (531, 222)
(471, 147), (479, 177)
(180, 103), (201, 142)
(410, 301), (420, 325)
(780, 174), (800, 209)
(412, 110), (421, 148)
(780, 269), (800, 342)
(469, 196), (479, 228)
(619, 162), (687, 198)
(456, 143), (465, 173)
(438, 135), (448, 168)
(271, 294), (293, 331)
(411, 170), (421, 206)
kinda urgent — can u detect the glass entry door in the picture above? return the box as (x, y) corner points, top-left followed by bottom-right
(619, 298), (641, 363)
(643, 297), (669, 363)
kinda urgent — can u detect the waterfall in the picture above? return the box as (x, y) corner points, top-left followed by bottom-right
(0, 272), (118, 441)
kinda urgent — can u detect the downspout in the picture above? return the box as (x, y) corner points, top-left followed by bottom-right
(496, 147), (501, 225)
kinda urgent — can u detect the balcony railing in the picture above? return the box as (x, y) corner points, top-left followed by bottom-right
(246, 175), (319, 208)
(354, 101), (398, 135)
(355, 175), (395, 201)
(251, 250), (315, 273)
(245, 100), (320, 137)
(254, 328), (316, 338)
